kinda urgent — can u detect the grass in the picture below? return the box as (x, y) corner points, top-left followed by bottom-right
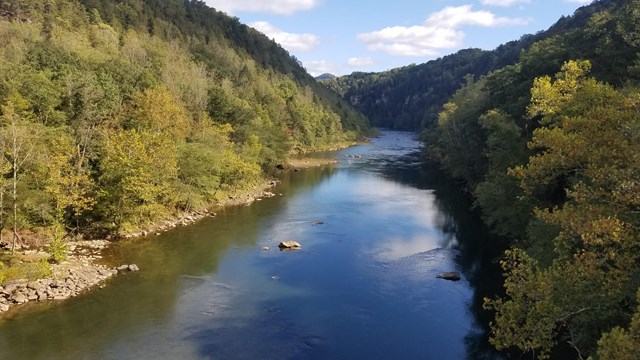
(0, 252), (52, 285)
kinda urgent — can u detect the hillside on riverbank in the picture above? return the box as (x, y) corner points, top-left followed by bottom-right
(329, 0), (640, 358)
(321, 0), (617, 130)
(0, 0), (369, 278)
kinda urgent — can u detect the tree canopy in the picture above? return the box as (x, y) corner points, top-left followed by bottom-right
(415, 0), (640, 357)
(0, 0), (370, 261)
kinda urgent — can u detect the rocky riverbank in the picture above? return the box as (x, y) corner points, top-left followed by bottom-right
(0, 179), (282, 315)
(287, 157), (339, 169)
(0, 240), (138, 313)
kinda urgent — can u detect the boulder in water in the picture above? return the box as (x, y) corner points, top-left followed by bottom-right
(436, 272), (461, 281)
(278, 241), (301, 249)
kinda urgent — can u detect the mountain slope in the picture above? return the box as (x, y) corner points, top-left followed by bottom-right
(422, 0), (640, 358)
(0, 0), (369, 242)
(321, 0), (619, 130)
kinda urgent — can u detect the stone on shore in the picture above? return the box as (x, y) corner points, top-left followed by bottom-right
(0, 178), (279, 314)
(13, 293), (27, 304)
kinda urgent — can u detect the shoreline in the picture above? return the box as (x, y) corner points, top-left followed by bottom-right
(0, 154), (339, 316)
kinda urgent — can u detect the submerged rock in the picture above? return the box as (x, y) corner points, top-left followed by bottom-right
(278, 241), (301, 249)
(435, 272), (461, 281)
(311, 220), (324, 226)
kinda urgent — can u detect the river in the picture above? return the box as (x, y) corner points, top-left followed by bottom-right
(0, 130), (505, 360)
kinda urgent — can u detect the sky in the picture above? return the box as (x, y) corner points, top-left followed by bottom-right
(202, 0), (594, 76)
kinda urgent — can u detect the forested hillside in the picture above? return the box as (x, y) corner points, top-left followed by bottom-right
(422, 0), (640, 358)
(321, 0), (617, 130)
(0, 0), (369, 271)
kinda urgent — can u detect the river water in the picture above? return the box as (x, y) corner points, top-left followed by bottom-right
(0, 130), (505, 360)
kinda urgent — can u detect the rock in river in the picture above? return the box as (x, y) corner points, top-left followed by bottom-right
(435, 272), (461, 281)
(278, 241), (301, 249)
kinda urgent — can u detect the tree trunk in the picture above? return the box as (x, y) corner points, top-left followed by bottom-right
(11, 139), (17, 253)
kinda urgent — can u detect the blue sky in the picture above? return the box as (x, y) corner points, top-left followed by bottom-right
(203, 0), (593, 76)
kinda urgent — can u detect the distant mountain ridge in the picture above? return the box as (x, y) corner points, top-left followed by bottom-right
(320, 0), (619, 130)
(315, 73), (337, 80)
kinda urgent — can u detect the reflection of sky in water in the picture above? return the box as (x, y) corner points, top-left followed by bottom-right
(161, 132), (471, 359)
(348, 175), (459, 261)
(0, 130), (499, 360)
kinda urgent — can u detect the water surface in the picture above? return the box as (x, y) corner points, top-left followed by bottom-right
(0, 130), (504, 360)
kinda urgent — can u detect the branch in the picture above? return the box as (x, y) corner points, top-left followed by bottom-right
(557, 307), (591, 323)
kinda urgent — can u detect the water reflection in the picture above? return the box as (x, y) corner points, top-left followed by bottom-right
(374, 135), (506, 360)
(0, 130), (505, 360)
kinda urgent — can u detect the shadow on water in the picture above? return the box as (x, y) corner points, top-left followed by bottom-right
(0, 167), (338, 360)
(378, 149), (508, 360)
(0, 130), (513, 360)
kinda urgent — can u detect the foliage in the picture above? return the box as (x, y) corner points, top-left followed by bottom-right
(321, 0), (619, 130)
(47, 237), (67, 264)
(594, 289), (640, 360)
(487, 61), (640, 358)
(0, 0), (370, 253)
(419, 1), (640, 357)
(0, 255), (51, 284)
(427, 75), (489, 184)
(97, 129), (178, 230)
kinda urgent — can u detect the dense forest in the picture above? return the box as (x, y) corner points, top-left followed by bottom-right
(0, 0), (369, 279)
(2, 0), (640, 358)
(329, 0), (640, 357)
(421, 0), (640, 358)
(321, 0), (617, 130)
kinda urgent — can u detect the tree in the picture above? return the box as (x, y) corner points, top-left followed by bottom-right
(488, 61), (640, 358)
(125, 86), (191, 142)
(175, 121), (233, 209)
(97, 129), (178, 231)
(42, 129), (94, 262)
(595, 289), (640, 360)
(429, 75), (489, 185)
(0, 94), (40, 252)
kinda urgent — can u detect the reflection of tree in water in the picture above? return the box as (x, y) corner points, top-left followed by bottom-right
(380, 152), (508, 360)
(0, 166), (337, 360)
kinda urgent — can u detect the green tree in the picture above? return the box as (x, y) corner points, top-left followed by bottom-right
(97, 129), (178, 231)
(429, 75), (489, 185)
(125, 86), (191, 142)
(175, 121), (233, 210)
(42, 130), (94, 262)
(488, 61), (640, 358)
(595, 289), (640, 360)
(0, 94), (40, 251)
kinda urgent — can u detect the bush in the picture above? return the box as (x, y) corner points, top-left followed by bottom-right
(0, 255), (52, 284)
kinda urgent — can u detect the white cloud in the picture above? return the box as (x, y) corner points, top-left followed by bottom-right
(347, 57), (375, 67)
(304, 60), (340, 76)
(357, 5), (528, 57)
(204, 0), (320, 15)
(564, 0), (592, 3)
(480, 0), (530, 7)
(425, 5), (527, 28)
(249, 21), (319, 52)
